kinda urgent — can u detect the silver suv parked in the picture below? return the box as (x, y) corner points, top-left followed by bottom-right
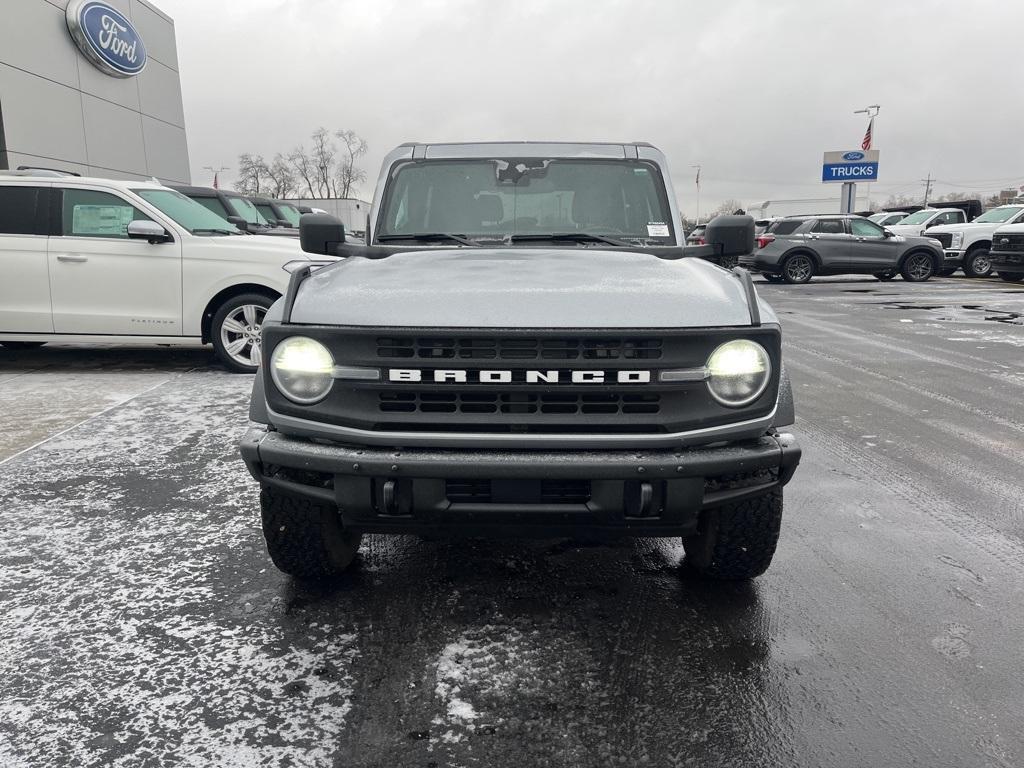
(740, 214), (944, 283)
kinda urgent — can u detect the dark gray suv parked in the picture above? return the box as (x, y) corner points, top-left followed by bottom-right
(740, 215), (944, 283)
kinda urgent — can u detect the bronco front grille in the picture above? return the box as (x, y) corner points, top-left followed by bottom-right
(992, 234), (1024, 251)
(379, 391), (661, 415)
(376, 336), (663, 361)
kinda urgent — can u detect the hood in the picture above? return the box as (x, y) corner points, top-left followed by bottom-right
(204, 233), (307, 257)
(887, 223), (931, 236)
(289, 248), (773, 328)
(927, 221), (999, 235)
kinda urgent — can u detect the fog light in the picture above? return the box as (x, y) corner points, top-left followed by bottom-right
(270, 336), (334, 404)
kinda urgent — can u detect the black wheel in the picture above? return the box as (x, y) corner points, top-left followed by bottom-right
(781, 253), (814, 284)
(210, 292), (275, 373)
(873, 271), (897, 281)
(0, 341), (46, 350)
(763, 274), (785, 283)
(260, 486), (362, 580)
(683, 488), (783, 580)
(900, 251), (935, 282)
(998, 272), (1024, 282)
(962, 247), (993, 277)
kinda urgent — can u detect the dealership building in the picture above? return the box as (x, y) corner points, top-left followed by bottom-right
(0, 0), (190, 183)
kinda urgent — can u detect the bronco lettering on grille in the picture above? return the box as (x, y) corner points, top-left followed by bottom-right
(387, 369), (652, 384)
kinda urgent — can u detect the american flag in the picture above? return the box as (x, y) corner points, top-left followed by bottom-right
(861, 118), (874, 151)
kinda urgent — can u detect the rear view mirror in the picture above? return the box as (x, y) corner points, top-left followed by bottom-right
(704, 214), (755, 257)
(883, 229), (894, 238)
(300, 213), (346, 255)
(126, 220), (170, 243)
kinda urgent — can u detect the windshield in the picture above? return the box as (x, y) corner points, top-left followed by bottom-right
(133, 188), (240, 234)
(974, 206), (1024, 223)
(899, 210), (939, 225)
(376, 158), (676, 244)
(226, 196), (269, 226)
(277, 203), (302, 226)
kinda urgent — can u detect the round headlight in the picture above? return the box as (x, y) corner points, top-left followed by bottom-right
(270, 336), (334, 404)
(705, 340), (771, 407)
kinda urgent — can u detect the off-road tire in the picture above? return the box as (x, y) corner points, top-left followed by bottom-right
(962, 247), (993, 278)
(873, 271), (896, 281)
(900, 251), (935, 282)
(0, 341), (46, 350)
(781, 253), (814, 284)
(683, 488), (783, 580)
(997, 272), (1023, 282)
(260, 486), (362, 580)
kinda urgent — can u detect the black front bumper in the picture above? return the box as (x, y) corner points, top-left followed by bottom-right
(240, 427), (801, 537)
(991, 251), (1024, 276)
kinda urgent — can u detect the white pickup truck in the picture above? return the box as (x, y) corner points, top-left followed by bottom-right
(925, 204), (1024, 277)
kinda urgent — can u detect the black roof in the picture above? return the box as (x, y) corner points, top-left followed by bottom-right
(167, 183), (243, 198)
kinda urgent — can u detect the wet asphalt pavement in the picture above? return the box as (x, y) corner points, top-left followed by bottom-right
(1, 276), (1023, 767)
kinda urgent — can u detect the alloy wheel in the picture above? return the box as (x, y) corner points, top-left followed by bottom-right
(906, 253), (933, 281)
(219, 304), (266, 368)
(785, 255), (812, 283)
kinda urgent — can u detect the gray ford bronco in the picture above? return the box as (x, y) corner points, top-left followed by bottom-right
(240, 142), (801, 581)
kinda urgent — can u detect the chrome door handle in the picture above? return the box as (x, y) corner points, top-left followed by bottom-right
(56, 255), (88, 262)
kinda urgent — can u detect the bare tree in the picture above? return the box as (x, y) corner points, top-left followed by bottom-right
(265, 153), (297, 199)
(235, 153), (269, 196)
(711, 199), (746, 216)
(289, 146), (319, 198)
(310, 127), (338, 198)
(335, 129), (368, 198)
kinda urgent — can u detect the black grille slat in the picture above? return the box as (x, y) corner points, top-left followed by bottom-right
(379, 391), (661, 416)
(929, 232), (953, 249)
(993, 234), (1024, 251)
(377, 337), (663, 361)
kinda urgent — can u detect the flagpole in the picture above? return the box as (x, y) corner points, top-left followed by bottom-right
(691, 164), (701, 225)
(853, 105), (880, 209)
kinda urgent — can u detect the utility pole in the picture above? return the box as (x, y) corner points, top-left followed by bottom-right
(921, 173), (933, 207)
(691, 165), (701, 225)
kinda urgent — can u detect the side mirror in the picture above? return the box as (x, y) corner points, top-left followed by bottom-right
(883, 229), (894, 238)
(704, 214), (755, 257)
(300, 213), (346, 255)
(127, 219), (170, 243)
(226, 215), (250, 233)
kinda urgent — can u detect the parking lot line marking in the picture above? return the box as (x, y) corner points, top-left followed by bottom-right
(0, 376), (173, 469)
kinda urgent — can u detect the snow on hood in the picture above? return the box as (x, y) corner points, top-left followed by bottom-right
(288, 248), (774, 328)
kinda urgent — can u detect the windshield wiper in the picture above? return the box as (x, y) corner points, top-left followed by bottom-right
(191, 228), (238, 235)
(507, 232), (636, 247)
(377, 233), (480, 246)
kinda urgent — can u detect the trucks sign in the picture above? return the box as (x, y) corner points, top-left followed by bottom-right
(822, 150), (880, 183)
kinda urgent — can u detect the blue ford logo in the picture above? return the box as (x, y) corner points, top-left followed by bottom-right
(66, 0), (147, 78)
(843, 151), (865, 161)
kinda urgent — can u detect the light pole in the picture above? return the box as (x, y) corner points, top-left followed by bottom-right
(203, 165), (229, 189)
(852, 105), (880, 210)
(691, 164), (701, 225)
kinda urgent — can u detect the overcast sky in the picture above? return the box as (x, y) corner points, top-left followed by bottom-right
(158, 0), (1022, 216)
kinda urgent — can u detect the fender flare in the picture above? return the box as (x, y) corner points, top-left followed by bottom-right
(771, 363), (795, 428)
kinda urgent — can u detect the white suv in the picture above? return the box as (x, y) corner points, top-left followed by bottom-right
(0, 172), (323, 372)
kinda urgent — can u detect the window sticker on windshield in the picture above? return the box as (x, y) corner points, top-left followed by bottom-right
(72, 205), (133, 236)
(647, 222), (670, 237)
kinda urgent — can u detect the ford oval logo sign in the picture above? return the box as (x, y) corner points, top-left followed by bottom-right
(66, 0), (147, 78)
(842, 151), (865, 161)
